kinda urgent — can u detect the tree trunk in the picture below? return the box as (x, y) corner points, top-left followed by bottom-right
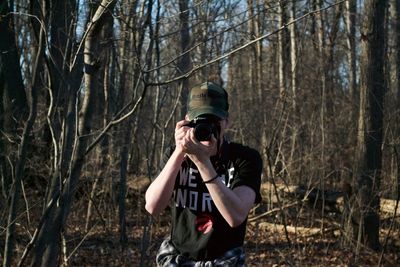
(44, 0), (76, 146)
(394, 1), (400, 181)
(246, 0), (255, 95)
(0, 1), (27, 122)
(0, 0), (28, 202)
(254, 0), (263, 102)
(316, 0), (327, 230)
(289, 1), (297, 112)
(277, 0), (287, 98)
(2, 0), (44, 265)
(345, 0), (357, 117)
(84, 0), (114, 233)
(353, 0), (387, 251)
(395, 0), (400, 105)
(114, 0), (134, 241)
(29, 1), (117, 266)
(287, 1), (299, 184)
(178, 0), (192, 118)
(148, 1), (162, 180)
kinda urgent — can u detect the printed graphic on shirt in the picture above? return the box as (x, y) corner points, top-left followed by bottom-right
(174, 165), (235, 213)
(195, 213), (214, 234)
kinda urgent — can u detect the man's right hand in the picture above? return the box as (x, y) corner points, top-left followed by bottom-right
(174, 119), (191, 155)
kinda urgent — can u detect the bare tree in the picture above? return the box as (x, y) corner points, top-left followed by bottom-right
(289, 0), (297, 112)
(352, 0), (387, 252)
(345, 0), (357, 116)
(178, 0), (192, 118)
(0, 0), (28, 203)
(22, 1), (117, 266)
(277, 0), (287, 98)
(3, 2), (46, 267)
(395, 0), (400, 105)
(84, 0), (115, 233)
(113, 0), (139, 244)
(2, 0), (400, 265)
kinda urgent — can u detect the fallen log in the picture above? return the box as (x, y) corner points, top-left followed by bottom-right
(380, 198), (400, 215)
(250, 221), (400, 241)
(252, 221), (338, 237)
(260, 182), (400, 217)
(248, 201), (300, 222)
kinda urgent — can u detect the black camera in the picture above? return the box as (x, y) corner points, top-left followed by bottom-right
(186, 116), (220, 141)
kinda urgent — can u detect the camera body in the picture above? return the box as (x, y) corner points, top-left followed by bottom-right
(186, 116), (220, 141)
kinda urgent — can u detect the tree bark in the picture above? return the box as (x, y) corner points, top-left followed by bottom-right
(2, 0), (45, 265)
(0, 0), (28, 202)
(44, 0), (76, 146)
(287, 0), (299, 184)
(0, 1), (28, 122)
(84, 0), (114, 233)
(178, 0), (192, 118)
(277, 0), (287, 98)
(29, 1), (117, 266)
(395, 0), (400, 105)
(315, 0), (327, 230)
(345, 0), (357, 115)
(289, 0), (297, 112)
(353, 0), (387, 251)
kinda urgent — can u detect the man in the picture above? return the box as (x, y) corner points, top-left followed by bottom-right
(145, 82), (262, 266)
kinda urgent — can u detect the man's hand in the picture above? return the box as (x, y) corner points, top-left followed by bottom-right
(182, 129), (218, 164)
(174, 119), (219, 164)
(174, 120), (191, 155)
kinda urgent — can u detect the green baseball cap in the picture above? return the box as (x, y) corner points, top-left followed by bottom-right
(187, 82), (229, 120)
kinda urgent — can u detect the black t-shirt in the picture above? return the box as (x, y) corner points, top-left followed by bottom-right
(159, 141), (262, 261)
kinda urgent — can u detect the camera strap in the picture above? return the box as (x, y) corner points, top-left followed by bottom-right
(213, 138), (230, 175)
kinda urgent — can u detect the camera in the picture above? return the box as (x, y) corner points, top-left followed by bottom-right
(186, 116), (220, 141)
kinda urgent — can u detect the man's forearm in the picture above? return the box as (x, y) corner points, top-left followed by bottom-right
(145, 150), (185, 215)
(194, 159), (255, 228)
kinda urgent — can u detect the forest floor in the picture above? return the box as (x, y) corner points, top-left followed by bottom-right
(3, 177), (400, 267)
(61, 217), (400, 267)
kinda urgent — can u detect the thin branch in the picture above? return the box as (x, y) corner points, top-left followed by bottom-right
(248, 201), (300, 222)
(378, 146), (400, 266)
(20, 180), (31, 229)
(70, 0), (115, 72)
(17, 192), (60, 267)
(46, 74), (59, 172)
(142, 1), (276, 74)
(85, 72), (143, 155)
(146, 0), (346, 86)
(66, 222), (99, 262)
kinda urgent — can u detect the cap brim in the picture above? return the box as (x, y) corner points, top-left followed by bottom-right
(188, 107), (228, 120)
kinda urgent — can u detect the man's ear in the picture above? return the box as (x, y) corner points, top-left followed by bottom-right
(185, 114), (190, 120)
(224, 117), (231, 128)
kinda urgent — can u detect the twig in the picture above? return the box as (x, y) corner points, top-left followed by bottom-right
(66, 221), (99, 262)
(17, 192), (60, 267)
(20, 180), (31, 230)
(85, 72), (143, 155)
(46, 77), (59, 174)
(248, 201), (300, 222)
(378, 146), (400, 266)
(146, 0), (346, 86)
(70, 0), (115, 71)
(265, 97), (291, 244)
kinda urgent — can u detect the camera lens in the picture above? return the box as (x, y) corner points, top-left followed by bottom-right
(194, 124), (213, 141)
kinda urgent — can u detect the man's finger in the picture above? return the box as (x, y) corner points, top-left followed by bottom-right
(176, 119), (190, 129)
